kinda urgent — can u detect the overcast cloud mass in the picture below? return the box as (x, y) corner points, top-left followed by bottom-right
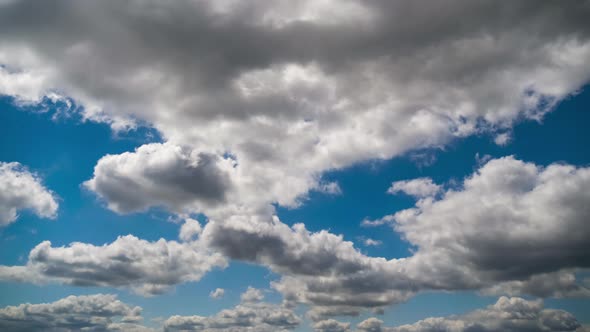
(1, 0), (590, 330)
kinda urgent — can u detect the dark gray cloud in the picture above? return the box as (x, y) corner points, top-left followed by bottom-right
(0, 235), (227, 296)
(0, 294), (151, 332)
(0, 162), (58, 226)
(357, 297), (582, 332)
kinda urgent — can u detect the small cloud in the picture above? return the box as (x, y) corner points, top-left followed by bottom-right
(316, 181), (342, 195)
(494, 132), (512, 146)
(209, 288), (225, 299)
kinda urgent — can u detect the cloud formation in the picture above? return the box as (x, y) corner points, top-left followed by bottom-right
(163, 287), (300, 332)
(0, 235), (227, 295)
(1, 0), (589, 220)
(0, 294), (150, 332)
(356, 297), (583, 332)
(0, 161), (58, 226)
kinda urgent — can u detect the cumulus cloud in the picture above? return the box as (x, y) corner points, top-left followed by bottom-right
(84, 143), (235, 215)
(179, 217), (203, 242)
(0, 294), (152, 332)
(386, 177), (441, 198)
(357, 296), (582, 332)
(209, 288), (225, 299)
(313, 319), (351, 332)
(2, 0), (590, 321)
(241, 287), (265, 303)
(0, 235), (227, 296)
(0, 0), (589, 219)
(0, 161), (58, 226)
(163, 288), (300, 332)
(386, 156), (590, 296)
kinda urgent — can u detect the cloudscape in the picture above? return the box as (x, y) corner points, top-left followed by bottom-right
(1, 1), (590, 331)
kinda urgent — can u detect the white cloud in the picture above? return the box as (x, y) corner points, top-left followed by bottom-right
(0, 235), (227, 296)
(0, 294), (152, 332)
(387, 178), (441, 198)
(313, 319), (351, 332)
(0, 162), (58, 226)
(164, 287), (300, 332)
(179, 217), (203, 242)
(209, 288), (225, 299)
(357, 297), (582, 332)
(241, 287), (265, 303)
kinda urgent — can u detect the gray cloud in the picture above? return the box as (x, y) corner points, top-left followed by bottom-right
(357, 297), (582, 332)
(0, 162), (58, 226)
(0, 294), (151, 332)
(84, 143), (233, 214)
(313, 319), (351, 332)
(163, 287), (300, 332)
(1, 0), (590, 218)
(0, 235), (227, 296)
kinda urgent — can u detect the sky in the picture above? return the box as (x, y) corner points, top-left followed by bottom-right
(0, 1), (589, 331)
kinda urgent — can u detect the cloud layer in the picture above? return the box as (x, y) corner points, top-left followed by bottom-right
(0, 294), (150, 332)
(356, 297), (583, 332)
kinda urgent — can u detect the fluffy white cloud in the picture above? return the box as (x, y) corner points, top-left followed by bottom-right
(357, 297), (583, 332)
(385, 156), (590, 295)
(386, 178), (441, 198)
(313, 319), (351, 332)
(0, 294), (151, 332)
(209, 288), (225, 299)
(163, 287), (300, 332)
(0, 161), (58, 226)
(0, 235), (227, 296)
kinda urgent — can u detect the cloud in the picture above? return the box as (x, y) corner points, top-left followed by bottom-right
(1, 0), (590, 321)
(357, 296), (582, 332)
(387, 177), (441, 198)
(241, 286), (265, 303)
(385, 156), (590, 296)
(0, 161), (58, 226)
(1, 0), (589, 220)
(0, 294), (152, 332)
(0, 235), (227, 296)
(313, 319), (351, 332)
(84, 143), (234, 215)
(163, 287), (301, 332)
(209, 288), (225, 299)
(179, 217), (203, 242)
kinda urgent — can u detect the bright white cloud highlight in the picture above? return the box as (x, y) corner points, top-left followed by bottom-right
(0, 161), (58, 226)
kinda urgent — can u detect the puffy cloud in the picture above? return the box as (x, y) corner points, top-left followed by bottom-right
(84, 143), (235, 215)
(385, 156), (590, 295)
(357, 296), (582, 332)
(209, 288), (225, 299)
(0, 161), (58, 226)
(179, 217), (203, 242)
(241, 287), (265, 303)
(204, 157), (590, 319)
(386, 178), (441, 198)
(313, 319), (351, 332)
(2, 0), (590, 321)
(0, 235), (227, 296)
(1, 0), (589, 219)
(163, 288), (300, 332)
(0, 294), (152, 332)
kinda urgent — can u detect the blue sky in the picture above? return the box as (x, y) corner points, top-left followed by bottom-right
(1, 2), (590, 332)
